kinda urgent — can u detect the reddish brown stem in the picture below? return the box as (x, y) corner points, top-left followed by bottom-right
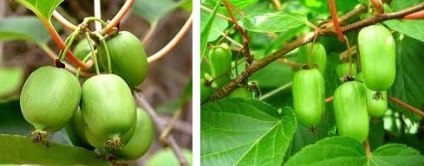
(100, 0), (134, 35)
(389, 96), (424, 118)
(404, 10), (424, 19)
(222, 0), (253, 64)
(45, 21), (89, 70)
(369, 0), (383, 14)
(328, 0), (346, 42)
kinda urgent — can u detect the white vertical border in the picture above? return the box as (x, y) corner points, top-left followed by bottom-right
(191, 0), (201, 165)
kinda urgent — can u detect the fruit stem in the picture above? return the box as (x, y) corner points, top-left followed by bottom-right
(388, 96), (424, 118)
(96, 32), (112, 73)
(85, 33), (101, 75)
(59, 27), (80, 61)
(364, 139), (372, 163)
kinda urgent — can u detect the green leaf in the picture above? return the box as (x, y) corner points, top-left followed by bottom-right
(285, 137), (367, 166)
(388, 35), (424, 122)
(200, 10), (228, 42)
(15, 0), (63, 20)
(0, 134), (111, 165)
(370, 144), (424, 166)
(179, 0), (192, 12)
(285, 136), (424, 166)
(0, 67), (24, 98)
(239, 11), (308, 33)
(201, 2), (221, 57)
(0, 16), (52, 44)
(0, 99), (33, 135)
(209, 0), (259, 9)
(250, 61), (294, 88)
(132, 0), (182, 24)
(201, 98), (296, 166)
(146, 148), (193, 166)
(384, 19), (424, 43)
(300, 0), (357, 15)
(390, 0), (424, 11)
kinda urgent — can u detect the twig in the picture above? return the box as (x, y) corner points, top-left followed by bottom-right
(53, 11), (77, 31)
(100, 0), (134, 35)
(339, 45), (357, 61)
(160, 109), (182, 146)
(260, 82), (292, 100)
(389, 96), (424, 118)
(209, 3), (424, 101)
(222, 0), (253, 64)
(271, 0), (282, 10)
(201, 5), (232, 21)
(141, 23), (158, 44)
(134, 93), (189, 166)
(148, 14), (193, 63)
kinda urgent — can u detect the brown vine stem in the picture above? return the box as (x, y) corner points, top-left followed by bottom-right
(209, 3), (424, 101)
(134, 93), (189, 166)
(222, 0), (253, 64)
(388, 96), (424, 118)
(100, 0), (134, 35)
(148, 14), (192, 63)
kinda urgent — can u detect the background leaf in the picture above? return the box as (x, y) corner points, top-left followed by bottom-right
(370, 144), (424, 166)
(0, 16), (52, 44)
(200, 10), (229, 42)
(15, 0), (63, 20)
(201, 98), (296, 166)
(132, 0), (183, 24)
(384, 20), (424, 43)
(388, 35), (424, 122)
(0, 67), (24, 98)
(0, 134), (110, 165)
(239, 11), (308, 33)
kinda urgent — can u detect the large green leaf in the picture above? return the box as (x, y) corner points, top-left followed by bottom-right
(15, 0), (63, 20)
(0, 99), (32, 135)
(209, 0), (258, 9)
(0, 67), (24, 98)
(370, 144), (424, 166)
(146, 148), (193, 166)
(200, 10), (229, 42)
(132, 0), (182, 24)
(201, 2), (221, 57)
(250, 61), (294, 88)
(384, 20), (424, 43)
(388, 35), (424, 122)
(0, 134), (111, 165)
(0, 16), (51, 44)
(390, 0), (424, 11)
(201, 98), (296, 166)
(285, 137), (424, 166)
(285, 137), (366, 166)
(239, 11), (308, 33)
